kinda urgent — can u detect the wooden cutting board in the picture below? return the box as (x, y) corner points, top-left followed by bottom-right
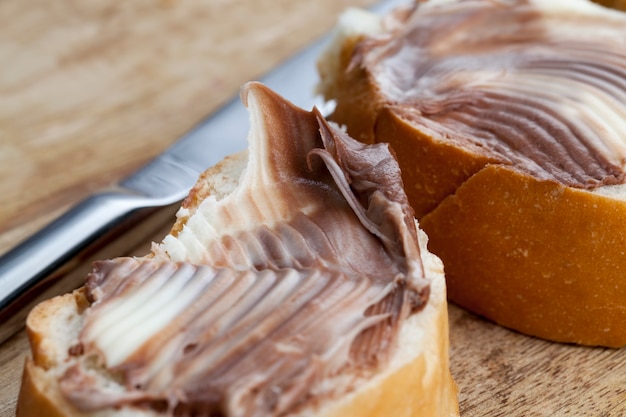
(1, 0), (625, 415)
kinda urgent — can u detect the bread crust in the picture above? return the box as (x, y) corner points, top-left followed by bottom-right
(592, 0), (626, 11)
(422, 164), (626, 347)
(19, 359), (69, 417)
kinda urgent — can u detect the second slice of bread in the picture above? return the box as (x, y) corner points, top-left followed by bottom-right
(318, 0), (626, 346)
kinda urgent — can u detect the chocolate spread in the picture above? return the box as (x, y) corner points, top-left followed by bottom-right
(355, 0), (626, 189)
(58, 84), (429, 416)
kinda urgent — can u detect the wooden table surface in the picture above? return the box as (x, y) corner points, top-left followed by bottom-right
(1, 1), (625, 416)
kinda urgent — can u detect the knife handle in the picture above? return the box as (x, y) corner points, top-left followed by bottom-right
(0, 191), (178, 344)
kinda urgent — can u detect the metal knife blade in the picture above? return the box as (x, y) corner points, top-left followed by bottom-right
(0, 0), (409, 344)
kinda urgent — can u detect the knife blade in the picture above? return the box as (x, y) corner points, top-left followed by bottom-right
(0, 0), (409, 344)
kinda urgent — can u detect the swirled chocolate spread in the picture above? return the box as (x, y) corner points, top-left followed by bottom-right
(58, 83), (430, 416)
(352, 0), (626, 188)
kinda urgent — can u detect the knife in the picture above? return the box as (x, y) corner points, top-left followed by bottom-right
(0, 0), (408, 344)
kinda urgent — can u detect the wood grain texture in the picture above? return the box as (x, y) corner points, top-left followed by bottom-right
(0, 0), (373, 253)
(449, 307), (626, 416)
(1, 0), (625, 416)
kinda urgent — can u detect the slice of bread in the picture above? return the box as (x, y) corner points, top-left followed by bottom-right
(317, 0), (626, 346)
(17, 82), (458, 416)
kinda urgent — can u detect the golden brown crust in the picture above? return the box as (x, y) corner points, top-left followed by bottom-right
(18, 359), (82, 417)
(592, 0), (626, 11)
(421, 165), (626, 347)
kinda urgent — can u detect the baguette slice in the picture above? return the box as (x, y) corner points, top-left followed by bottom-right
(317, 0), (626, 346)
(18, 82), (458, 417)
